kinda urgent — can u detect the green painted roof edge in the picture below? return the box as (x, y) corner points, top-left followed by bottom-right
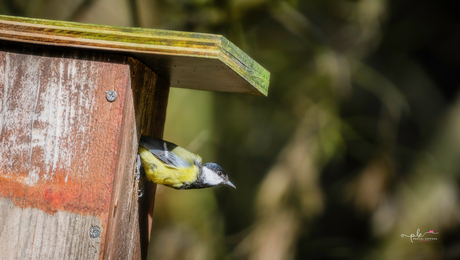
(0, 14), (269, 96)
(219, 37), (269, 96)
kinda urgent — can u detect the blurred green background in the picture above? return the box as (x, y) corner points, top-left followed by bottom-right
(2, 0), (460, 259)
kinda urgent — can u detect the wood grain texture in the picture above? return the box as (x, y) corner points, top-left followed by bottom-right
(0, 49), (128, 259)
(0, 15), (270, 96)
(0, 50), (128, 215)
(0, 198), (102, 260)
(0, 45), (168, 259)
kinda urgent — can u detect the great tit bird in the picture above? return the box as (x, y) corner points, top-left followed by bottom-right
(137, 136), (236, 190)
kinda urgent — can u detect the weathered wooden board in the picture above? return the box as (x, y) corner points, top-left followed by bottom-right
(0, 198), (102, 260)
(0, 44), (168, 259)
(0, 15), (270, 96)
(0, 49), (124, 259)
(103, 56), (169, 260)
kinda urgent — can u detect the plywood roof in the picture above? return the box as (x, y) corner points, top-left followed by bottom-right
(0, 15), (269, 96)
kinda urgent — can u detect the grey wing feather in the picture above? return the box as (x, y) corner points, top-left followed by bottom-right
(139, 136), (191, 169)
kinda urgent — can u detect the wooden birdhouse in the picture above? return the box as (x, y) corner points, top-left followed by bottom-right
(0, 15), (269, 260)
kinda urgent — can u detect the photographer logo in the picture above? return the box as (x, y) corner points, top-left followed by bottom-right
(401, 229), (439, 243)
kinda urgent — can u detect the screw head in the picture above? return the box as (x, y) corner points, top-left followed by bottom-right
(89, 226), (101, 238)
(106, 90), (117, 102)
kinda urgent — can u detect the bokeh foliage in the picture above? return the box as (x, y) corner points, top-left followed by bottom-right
(2, 0), (460, 259)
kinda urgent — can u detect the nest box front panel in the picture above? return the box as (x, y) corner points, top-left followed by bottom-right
(0, 50), (131, 259)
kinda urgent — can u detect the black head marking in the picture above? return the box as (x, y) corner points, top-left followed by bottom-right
(203, 162), (227, 179)
(180, 163), (234, 189)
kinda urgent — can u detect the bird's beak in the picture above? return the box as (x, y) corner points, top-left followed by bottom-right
(225, 180), (236, 189)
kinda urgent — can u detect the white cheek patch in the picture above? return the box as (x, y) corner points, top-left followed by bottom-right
(202, 166), (223, 186)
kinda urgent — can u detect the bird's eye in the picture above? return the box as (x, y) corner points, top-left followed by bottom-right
(218, 171), (223, 176)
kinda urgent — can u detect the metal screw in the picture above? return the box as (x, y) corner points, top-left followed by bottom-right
(89, 226), (101, 238)
(106, 90), (117, 102)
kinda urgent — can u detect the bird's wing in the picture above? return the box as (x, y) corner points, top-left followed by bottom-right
(172, 145), (202, 167)
(139, 136), (198, 169)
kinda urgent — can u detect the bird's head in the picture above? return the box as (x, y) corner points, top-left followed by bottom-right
(201, 163), (236, 189)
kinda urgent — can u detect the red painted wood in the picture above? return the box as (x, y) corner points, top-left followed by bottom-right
(0, 50), (132, 258)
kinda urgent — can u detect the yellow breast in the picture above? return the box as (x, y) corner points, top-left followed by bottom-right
(138, 146), (199, 188)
